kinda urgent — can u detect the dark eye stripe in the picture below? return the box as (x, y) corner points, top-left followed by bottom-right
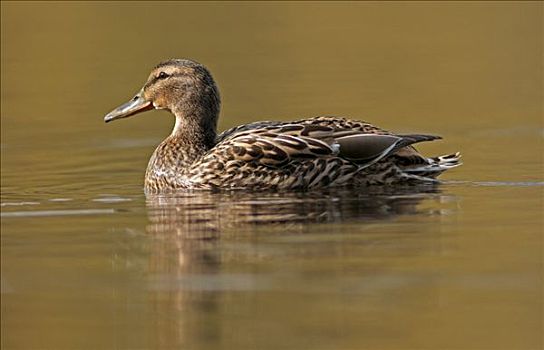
(144, 72), (186, 91)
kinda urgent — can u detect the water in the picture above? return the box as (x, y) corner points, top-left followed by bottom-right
(1, 2), (543, 349)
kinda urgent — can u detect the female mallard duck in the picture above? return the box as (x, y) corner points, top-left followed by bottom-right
(104, 59), (460, 193)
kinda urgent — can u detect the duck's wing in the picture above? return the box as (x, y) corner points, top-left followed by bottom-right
(215, 121), (283, 144)
(294, 116), (452, 167)
(215, 116), (390, 144)
(211, 121), (441, 169)
(216, 132), (334, 167)
(294, 116), (391, 136)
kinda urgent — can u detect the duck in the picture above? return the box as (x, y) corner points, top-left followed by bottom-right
(104, 59), (461, 193)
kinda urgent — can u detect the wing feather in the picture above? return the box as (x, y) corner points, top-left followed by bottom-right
(214, 116), (442, 169)
(219, 132), (335, 168)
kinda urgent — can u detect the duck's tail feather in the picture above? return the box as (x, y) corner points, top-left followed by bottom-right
(402, 152), (462, 178)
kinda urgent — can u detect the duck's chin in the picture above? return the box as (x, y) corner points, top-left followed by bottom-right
(152, 102), (169, 111)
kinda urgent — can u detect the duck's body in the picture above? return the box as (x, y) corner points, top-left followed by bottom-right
(105, 59), (460, 193)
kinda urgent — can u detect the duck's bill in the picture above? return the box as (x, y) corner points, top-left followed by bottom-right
(104, 91), (154, 123)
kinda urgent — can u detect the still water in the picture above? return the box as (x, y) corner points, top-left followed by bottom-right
(1, 2), (543, 349)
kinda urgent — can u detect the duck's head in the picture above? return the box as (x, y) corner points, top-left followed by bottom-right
(104, 59), (220, 128)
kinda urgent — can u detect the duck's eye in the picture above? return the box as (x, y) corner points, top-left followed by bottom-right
(158, 71), (169, 79)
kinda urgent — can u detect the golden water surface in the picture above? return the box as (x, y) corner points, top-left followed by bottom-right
(1, 2), (543, 349)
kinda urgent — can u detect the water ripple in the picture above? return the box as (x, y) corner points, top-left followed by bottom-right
(1, 208), (115, 218)
(446, 180), (544, 187)
(1, 201), (41, 207)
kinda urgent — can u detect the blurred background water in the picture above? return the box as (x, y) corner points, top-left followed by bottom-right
(1, 2), (542, 349)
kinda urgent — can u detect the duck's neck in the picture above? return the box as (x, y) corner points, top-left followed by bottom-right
(146, 110), (218, 181)
(170, 112), (217, 162)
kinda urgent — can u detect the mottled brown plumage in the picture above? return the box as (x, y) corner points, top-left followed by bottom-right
(104, 59), (461, 193)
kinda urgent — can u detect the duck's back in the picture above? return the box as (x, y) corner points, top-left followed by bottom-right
(181, 116), (460, 190)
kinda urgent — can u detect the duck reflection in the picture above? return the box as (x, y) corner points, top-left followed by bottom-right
(143, 186), (455, 348)
(145, 185), (446, 237)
